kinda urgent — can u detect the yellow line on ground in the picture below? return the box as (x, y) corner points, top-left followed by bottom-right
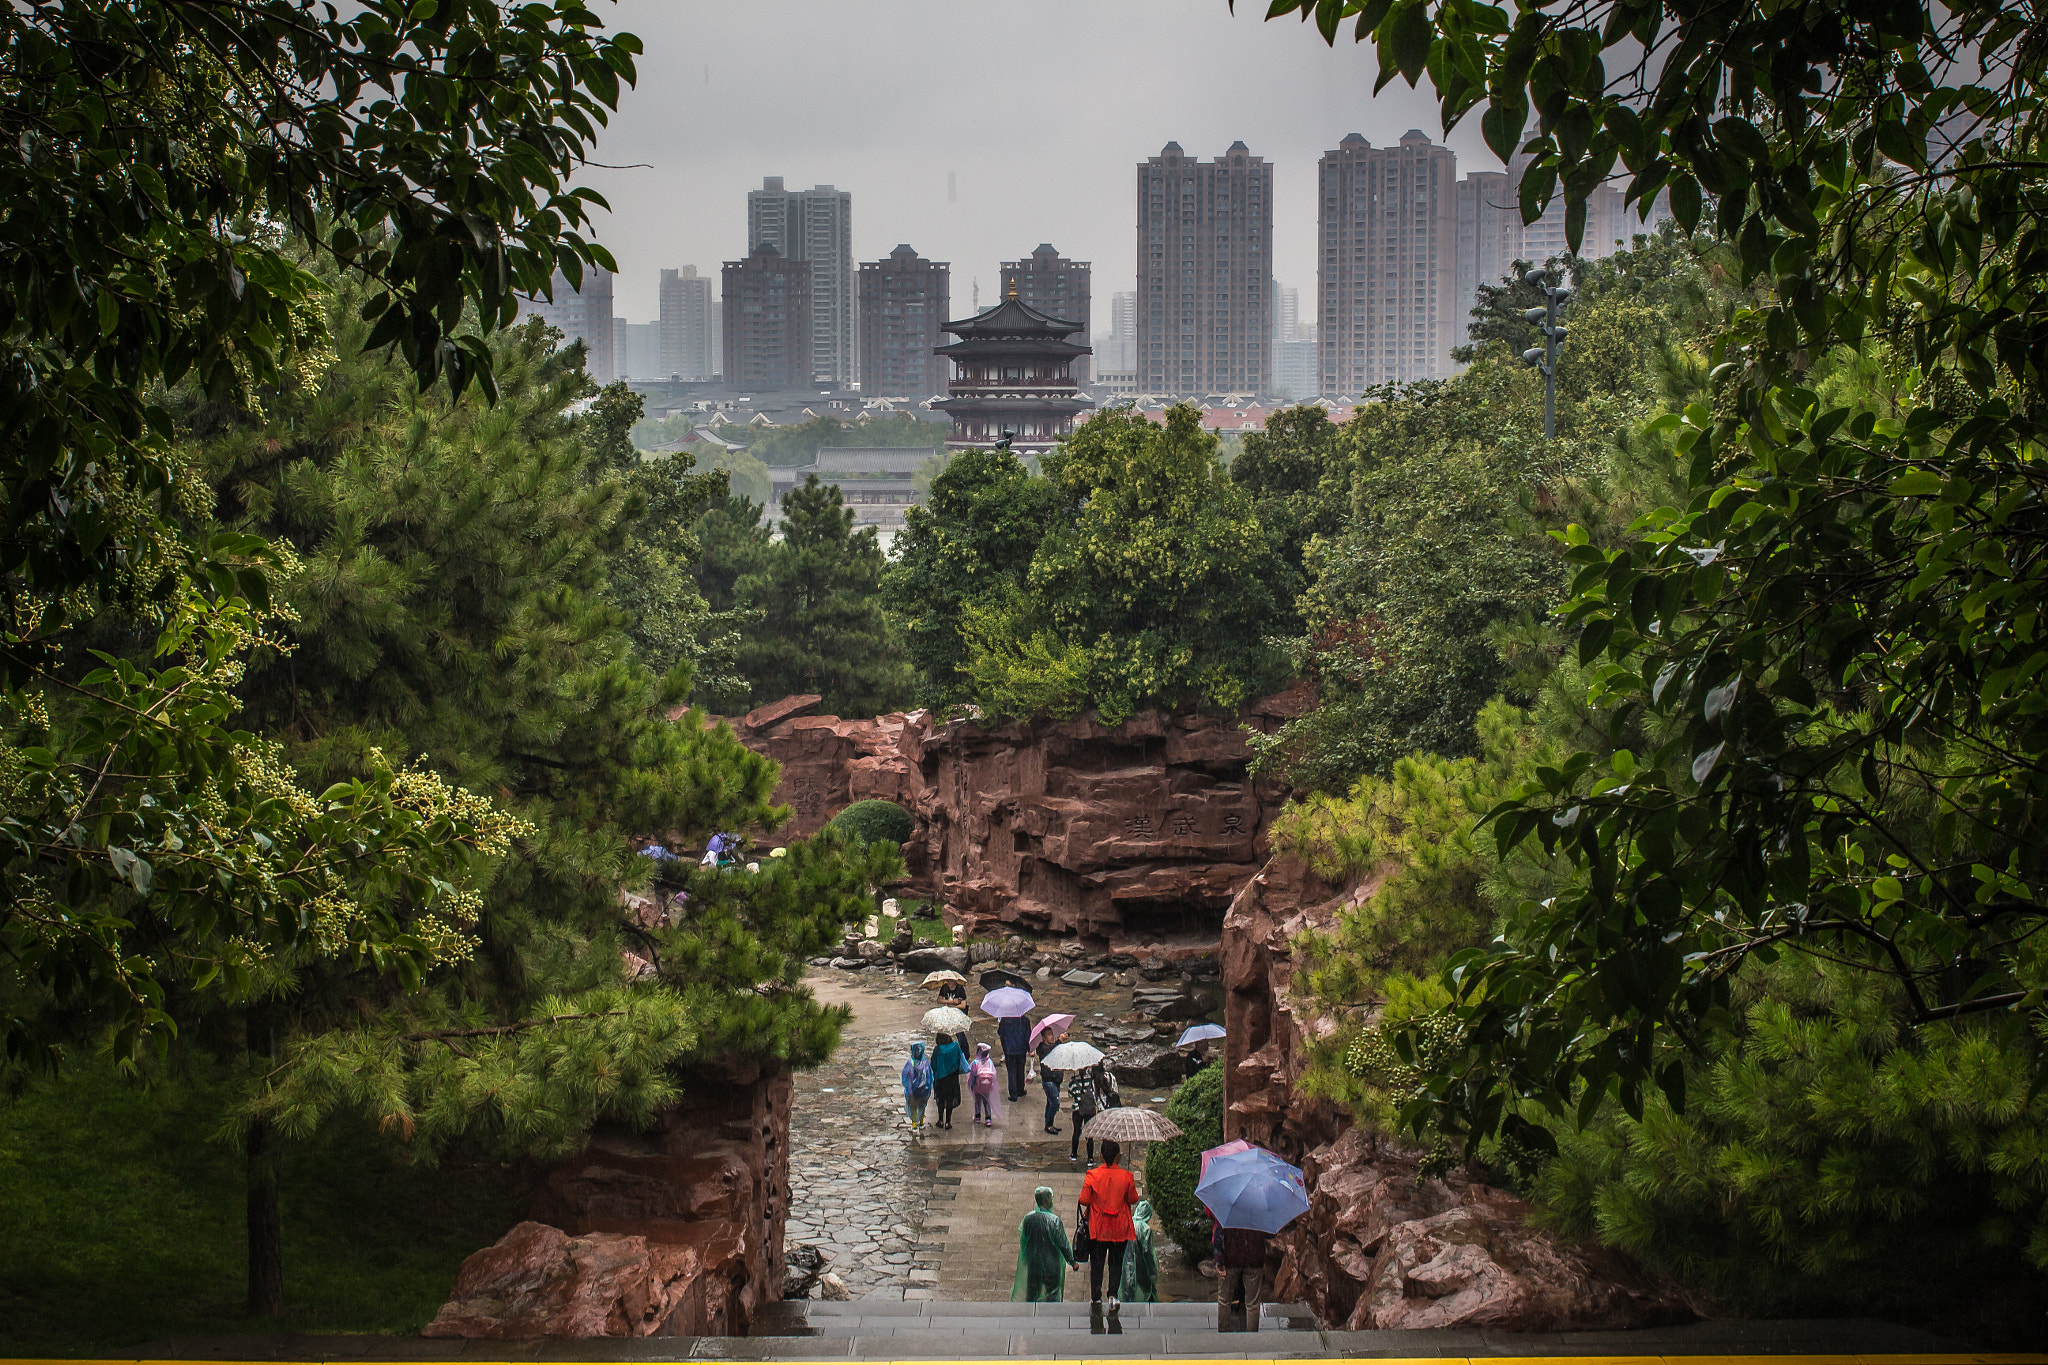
(6, 1355), (2046, 1365)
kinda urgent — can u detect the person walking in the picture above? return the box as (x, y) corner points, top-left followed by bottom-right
(900, 1041), (933, 1135)
(1213, 1217), (1271, 1332)
(997, 1009), (1031, 1102)
(1009, 1186), (1077, 1302)
(1118, 1197), (1159, 1304)
(1034, 1024), (1066, 1135)
(1067, 1063), (1099, 1163)
(931, 1031), (965, 1130)
(1076, 1139), (1141, 1310)
(967, 1041), (1004, 1126)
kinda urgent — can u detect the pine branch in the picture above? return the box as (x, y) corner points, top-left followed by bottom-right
(402, 1010), (625, 1045)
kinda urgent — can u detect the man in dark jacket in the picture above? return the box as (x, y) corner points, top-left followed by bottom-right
(997, 1012), (1031, 1101)
(1212, 1219), (1270, 1332)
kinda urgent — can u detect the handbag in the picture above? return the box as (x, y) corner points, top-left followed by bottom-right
(1073, 1201), (1093, 1259)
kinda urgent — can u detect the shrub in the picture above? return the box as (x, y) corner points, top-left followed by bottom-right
(828, 799), (914, 847)
(1145, 1060), (1224, 1263)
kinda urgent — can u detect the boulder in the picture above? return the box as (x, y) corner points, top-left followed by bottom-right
(1131, 986), (1206, 1021)
(887, 928), (914, 955)
(424, 1221), (722, 1338)
(1105, 1041), (1184, 1089)
(1138, 956), (1173, 981)
(899, 945), (971, 974)
(829, 957), (867, 971)
(853, 939), (890, 961)
(967, 940), (1000, 965)
(818, 1271), (851, 1301)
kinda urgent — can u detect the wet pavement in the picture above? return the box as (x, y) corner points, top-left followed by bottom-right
(785, 968), (1209, 1303)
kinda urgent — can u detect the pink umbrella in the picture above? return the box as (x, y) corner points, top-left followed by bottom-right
(1200, 1138), (1253, 1179)
(1030, 1013), (1076, 1045)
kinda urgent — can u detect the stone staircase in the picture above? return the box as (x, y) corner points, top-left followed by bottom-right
(731, 1298), (1323, 1358)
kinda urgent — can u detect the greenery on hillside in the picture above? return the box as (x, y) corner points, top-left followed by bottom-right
(1144, 1061), (1224, 1264)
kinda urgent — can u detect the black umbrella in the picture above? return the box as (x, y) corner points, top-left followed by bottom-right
(978, 967), (1030, 991)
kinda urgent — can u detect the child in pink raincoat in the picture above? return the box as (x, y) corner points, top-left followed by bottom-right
(967, 1042), (1004, 1127)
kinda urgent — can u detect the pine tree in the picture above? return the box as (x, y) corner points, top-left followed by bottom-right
(888, 445), (1056, 709)
(733, 476), (912, 715)
(187, 285), (893, 1306)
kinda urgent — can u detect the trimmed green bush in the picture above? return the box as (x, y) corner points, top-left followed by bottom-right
(1145, 1060), (1224, 1263)
(829, 799), (914, 847)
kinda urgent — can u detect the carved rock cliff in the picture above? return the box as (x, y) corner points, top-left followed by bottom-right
(1221, 855), (1690, 1334)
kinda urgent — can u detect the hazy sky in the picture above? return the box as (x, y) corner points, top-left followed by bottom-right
(581, 0), (1504, 327)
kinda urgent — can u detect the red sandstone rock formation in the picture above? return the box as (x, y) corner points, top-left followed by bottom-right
(716, 688), (1311, 942)
(1222, 854), (1690, 1334)
(426, 1066), (791, 1338)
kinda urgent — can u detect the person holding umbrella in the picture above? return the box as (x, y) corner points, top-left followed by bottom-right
(982, 985), (1036, 1103)
(1031, 1014), (1074, 1135)
(1077, 1139), (1141, 1310)
(1196, 1144), (1309, 1332)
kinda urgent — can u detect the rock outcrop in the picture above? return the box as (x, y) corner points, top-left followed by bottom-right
(717, 688), (1311, 942)
(428, 1064), (791, 1338)
(1222, 855), (1691, 1334)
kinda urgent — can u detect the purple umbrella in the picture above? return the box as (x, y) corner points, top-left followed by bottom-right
(980, 986), (1036, 1018)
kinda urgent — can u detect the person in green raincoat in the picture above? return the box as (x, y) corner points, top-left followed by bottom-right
(1010, 1185), (1077, 1302)
(1118, 1197), (1159, 1303)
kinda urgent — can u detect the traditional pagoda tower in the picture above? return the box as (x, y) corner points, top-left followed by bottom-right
(933, 284), (1094, 454)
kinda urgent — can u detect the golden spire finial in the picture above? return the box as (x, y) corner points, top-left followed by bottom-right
(1007, 278), (1019, 300)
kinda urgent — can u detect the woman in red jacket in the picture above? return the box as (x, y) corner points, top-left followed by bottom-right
(1076, 1139), (1142, 1310)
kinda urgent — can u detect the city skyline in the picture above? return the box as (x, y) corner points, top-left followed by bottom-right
(575, 1), (1523, 325)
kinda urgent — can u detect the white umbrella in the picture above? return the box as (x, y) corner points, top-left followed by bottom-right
(1176, 1023), (1226, 1046)
(1040, 1040), (1106, 1070)
(1082, 1106), (1183, 1142)
(920, 970), (968, 989)
(979, 986), (1035, 1018)
(921, 1006), (972, 1034)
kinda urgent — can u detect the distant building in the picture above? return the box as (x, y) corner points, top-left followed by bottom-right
(722, 244), (812, 393)
(1318, 130), (1459, 394)
(521, 266), (614, 382)
(1001, 245), (1092, 384)
(747, 177), (854, 386)
(770, 447), (934, 535)
(617, 319), (661, 379)
(858, 245), (950, 399)
(1093, 369), (1138, 401)
(934, 286), (1093, 454)
(1454, 170), (1515, 351)
(660, 266), (718, 380)
(1095, 290), (1137, 373)
(1137, 142), (1272, 398)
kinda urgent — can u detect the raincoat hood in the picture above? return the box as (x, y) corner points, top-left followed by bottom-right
(1034, 1186), (1055, 1211)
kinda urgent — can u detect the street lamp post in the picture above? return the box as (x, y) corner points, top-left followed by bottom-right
(1519, 269), (1572, 439)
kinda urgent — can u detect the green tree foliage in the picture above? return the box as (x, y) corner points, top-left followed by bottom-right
(829, 800), (915, 848)
(1228, 404), (1349, 620)
(719, 414), (948, 467)
(0, 0), (634, 1069)
(1144, 1061), (1224, 1263)
(189, 289), (897, 1300)
(1268, 0), (2048, 1313)
(960, 406), (1289, 723)
(888, 445), (1057, 709)
(734, 476), (912, 716)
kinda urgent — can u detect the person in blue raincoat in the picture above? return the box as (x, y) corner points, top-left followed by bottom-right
(900, 1042), (933, 1134)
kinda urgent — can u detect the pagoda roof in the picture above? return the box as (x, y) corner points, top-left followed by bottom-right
(941, 293), (1083, 339)
(934, 334), (1092, 359)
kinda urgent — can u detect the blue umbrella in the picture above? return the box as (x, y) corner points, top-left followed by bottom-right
(1176, 1023), (1226, 1046)
(1194, 1148), (1309, 1233)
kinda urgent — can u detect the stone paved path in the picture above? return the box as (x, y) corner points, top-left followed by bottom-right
(784, 970), (1203, 1303)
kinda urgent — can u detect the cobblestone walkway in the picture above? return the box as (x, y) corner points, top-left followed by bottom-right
(784, 971), (1199, 1304)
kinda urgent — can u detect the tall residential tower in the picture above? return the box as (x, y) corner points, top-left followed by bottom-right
(1000, 245), (1092, 384)
(857, 244), (950, 399)
(746, 177), (854, 387)
(659, 266), (718, 380)
(521, 266), (614, 383)
(1136, 141), (1273, 397)
(1317, 130), (1459, 395)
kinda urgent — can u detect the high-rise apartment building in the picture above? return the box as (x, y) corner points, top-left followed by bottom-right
(722, 244), (812, 392)
(1318, 131), (1459, 395)
(617, 319), (661, 379)
(1454, 170), (1515, 350)
(1001, 245), (1092, 384)
(1103, 290), (1137, 373)
(747, 177), (853, 386)
(1136, 141), (1273, 397)
(857, 244), (950, 399)
(521, 266), (614, 383)
(659, 266), (718, 380)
